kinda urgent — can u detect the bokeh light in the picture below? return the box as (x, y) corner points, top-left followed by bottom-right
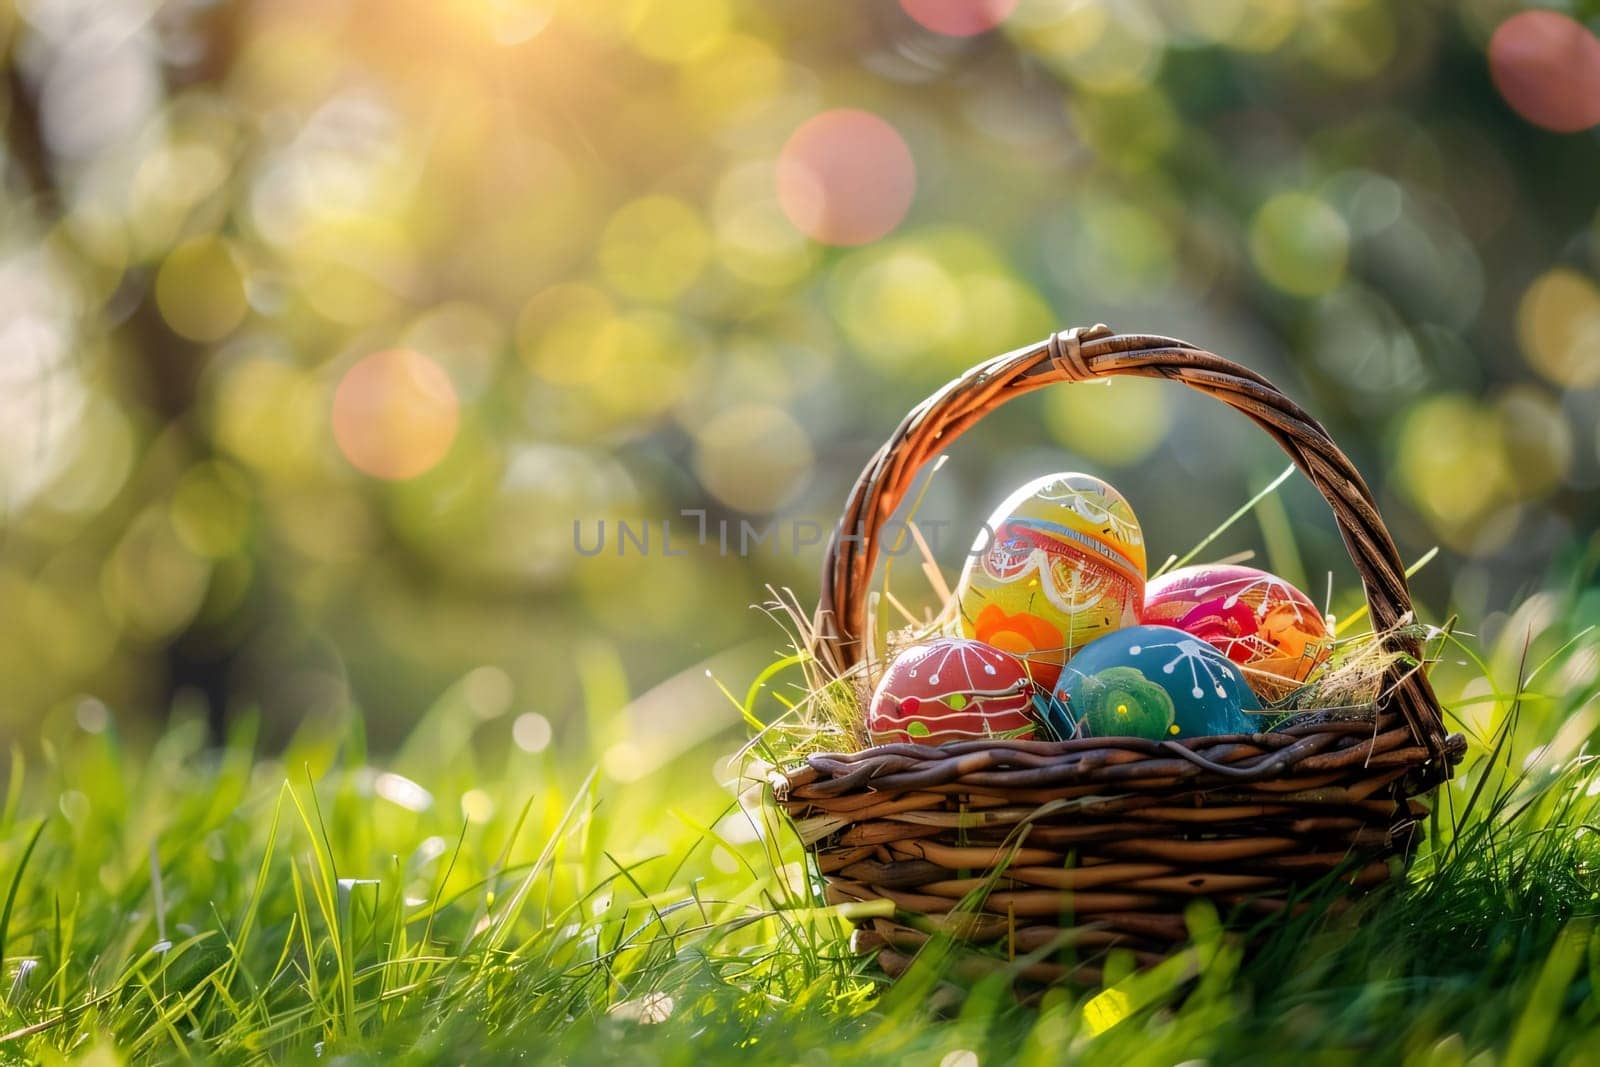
(0, 0), (1594, 749)
(678, 34), (786, 126)
(599, 196), (711, 303)
(102, 507), (213, 641)
(1495, 386), (1573, 499)
(212, 356), (325, 478)
(516, 284), (618, 386)
(1517, 267), (1600, 388)
(1249, 193), (1349, 297)
(1044, 378), (1171, 467)
(513, 711), (553, 753)
(693, 404), (814, 513)
(829, 227), (1050, 371)
(1046, 191), (1178, 301)
(1068, 87), (1177, 170)
(332, 349), (460, 480)
(776, 109), (916, 246)
(478, 0), (555, 45)
(1296, 0), (1396, 81)
(1017, 1), (1165, 93)
(899, 0), (1017, 37)
(1394, 395), (1514, 552)
(713, 162), (818, 288)
(155, 236), (249, 342)
(833, 244), (965, 364)
(1178, 0), (1298, 53)
(0, 247), (90, 513)
(402, 302), (505, 399)
(626, 0), (730, 62)
(460, 789), (495, 823)
(1489, 11), (1600, 133)
(170, 461), (253, 558)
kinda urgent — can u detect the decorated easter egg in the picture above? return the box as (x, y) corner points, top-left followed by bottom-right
(1044, 625), (1259, 741)
(867, 637), (1038, 746)
(956, 472), (1146, 689)
(1068, 667), (1176, 740)
(1143, 564), (1331, 699)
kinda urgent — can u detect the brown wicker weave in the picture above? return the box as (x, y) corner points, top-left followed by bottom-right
(774, 326), (1466, 987)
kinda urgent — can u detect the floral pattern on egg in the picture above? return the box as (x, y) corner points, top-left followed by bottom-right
(1143, 564), (1331, 700)
(1045, 625), (1259, 741)
(957, 472), (1146, 690)
(1069, 666), (1176, 740)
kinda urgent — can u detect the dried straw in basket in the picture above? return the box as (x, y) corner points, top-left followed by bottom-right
(772, 326), (1466, 986)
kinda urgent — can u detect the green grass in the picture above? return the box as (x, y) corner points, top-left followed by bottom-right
(1, 598), (1598, 1065)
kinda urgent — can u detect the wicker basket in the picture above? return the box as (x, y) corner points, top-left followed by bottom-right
(772, 325), (1467, 988)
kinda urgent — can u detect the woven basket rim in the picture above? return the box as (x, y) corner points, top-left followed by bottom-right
(776, 717), (1466, 803)
(805, 325), (1454, 770)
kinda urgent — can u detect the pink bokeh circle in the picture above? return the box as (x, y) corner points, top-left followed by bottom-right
(899, 0), (1018, 37)
(1489, 11), (1600, 133)
(776, 109), (916, 247)
(332, 349), (460, 480)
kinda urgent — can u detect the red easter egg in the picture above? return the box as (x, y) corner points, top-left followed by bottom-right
(867, 637), (1037, 746)
(1143, 565), (1330, 699)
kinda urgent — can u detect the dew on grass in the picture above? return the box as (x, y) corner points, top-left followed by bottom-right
(374, 771), (434, 812)
(413, 835), (449, 866)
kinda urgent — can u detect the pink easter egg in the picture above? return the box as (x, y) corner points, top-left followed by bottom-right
(1143, 564), (1331, 699)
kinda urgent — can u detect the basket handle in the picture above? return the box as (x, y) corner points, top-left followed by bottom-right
(812, 325), (1451, 760)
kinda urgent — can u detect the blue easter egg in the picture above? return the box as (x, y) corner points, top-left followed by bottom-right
(1045, 625), (1259, 740)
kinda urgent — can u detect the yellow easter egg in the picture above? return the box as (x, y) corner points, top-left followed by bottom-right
(956, 472), (1146, 689)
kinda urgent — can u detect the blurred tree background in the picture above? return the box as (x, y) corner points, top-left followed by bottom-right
(2, 0), (1597, 760)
